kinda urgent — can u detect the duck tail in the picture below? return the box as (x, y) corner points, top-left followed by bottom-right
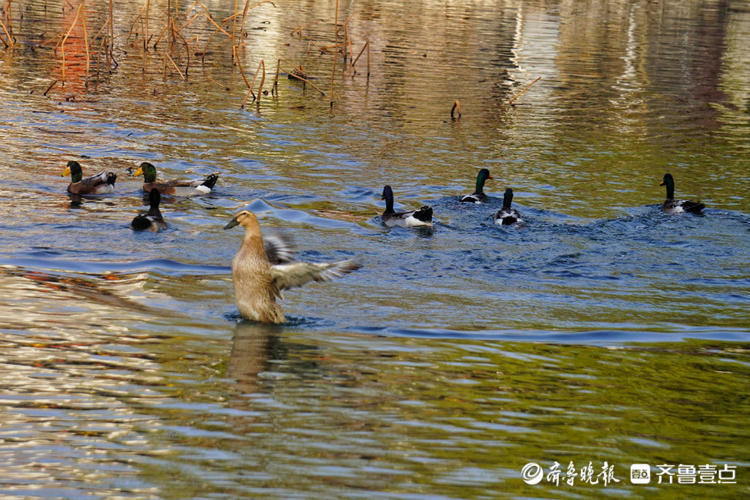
(106, 172), (117, 186)
(413, 206), (433, 223)
(684, 201), (705, 214)
(202, 174), (219, 189)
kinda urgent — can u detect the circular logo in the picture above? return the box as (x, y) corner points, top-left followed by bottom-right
(521, 462), (544, 485)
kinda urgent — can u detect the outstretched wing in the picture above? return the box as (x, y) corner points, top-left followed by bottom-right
(270, 259), (362, 291)
(263, 233), (296, 265)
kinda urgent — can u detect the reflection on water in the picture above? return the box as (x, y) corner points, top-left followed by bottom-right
(0, 0), (749, 497)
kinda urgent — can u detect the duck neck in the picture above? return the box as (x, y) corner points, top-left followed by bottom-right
(242, 222), (267, 256)
(502, 191), (513, 210)
(475, 175), (486, 195)
(147, 204), (162, 218)
(664, 182), (674, 200)
(383, 191), (395, 215)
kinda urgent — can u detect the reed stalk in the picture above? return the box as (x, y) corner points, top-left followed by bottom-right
(234, 45), (252, 90)
(232, 0), (237, 56)
(281, 65), (326, 95)
(351, 40), (367, 68)
(451, 100), (461, 120)
(329, 0), (338, 108)
(125, 2), (147, 45)
(173, 21), (191, 77)
(60, 3), (83, 83)
(109, 0), (114, 66)
(80, 1), (90, 80)
(257, 59), (265, 101)
(272, 58), (280, 96)
(44, 79), (58, 96)
(144, 0), (150, 52)
(509, 76), (541, 105)
(166, 52), (185, 79)
(0, 18), (11, 48)
(4, 0), (12, 39)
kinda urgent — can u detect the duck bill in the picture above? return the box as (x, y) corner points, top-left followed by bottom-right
(659, 180), (665, 186)
(488, 174), (494, 179)
(132, 167), (144, 177)
(61, 166), (70, 177)
(224, 217), (239, 230)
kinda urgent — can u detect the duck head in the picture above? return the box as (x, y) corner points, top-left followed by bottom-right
(133, 162), (158, 183)
(224, 210), (261, 232)
(62, 160), (83, 182)
(475, 168), (493, 193)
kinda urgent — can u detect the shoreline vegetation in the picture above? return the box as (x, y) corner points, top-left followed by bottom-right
(1, 0), (372, 109)
(0, 0), (538, 114)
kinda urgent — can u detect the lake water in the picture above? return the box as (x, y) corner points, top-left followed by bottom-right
(0, 0), (749, 497)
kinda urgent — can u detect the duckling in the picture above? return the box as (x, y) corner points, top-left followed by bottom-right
(224, 210), (361, 324)
(131, 188), (167, 232)
(460, 168), (493, 203)
(494, 188), (522, 225)
(62, 160), (117, 195)
(660, 173), (705, 214)
(380, 185), (433, 227)
(132, 162), (219, 196)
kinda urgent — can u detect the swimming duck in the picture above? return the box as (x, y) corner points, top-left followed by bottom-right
(131, 188), (167, 232)
(494, 188), (522, 225)
(62, 160), (117, 195)
(132, 162), (219, 196)
(224, 210), (361, 324)
(660, 173), (705, 214)
(460, 168), (493, 203)
(381, 185), (433, 227)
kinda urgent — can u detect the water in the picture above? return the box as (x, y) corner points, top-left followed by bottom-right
(1, 0), (749, 497)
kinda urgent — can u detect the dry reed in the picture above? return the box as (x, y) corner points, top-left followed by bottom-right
(329, 0), (339, 108)
(8, 0), (372, 111)
(509, 76), (541, 105)
(451, 100), (462, 120)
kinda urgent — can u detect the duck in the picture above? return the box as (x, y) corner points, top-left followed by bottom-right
(494, 188), (522, 225)
(62, 160), (117, 195)
(224, 210), (361, 324)
(460, 168), (493, 203)
(660, 173), (705, 214)
(380, 185), (433, 227)
(131, 188), (167, 232)
(132, 162), (219, 196)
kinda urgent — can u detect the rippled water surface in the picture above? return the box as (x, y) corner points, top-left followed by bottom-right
(1, 0), (749, 497)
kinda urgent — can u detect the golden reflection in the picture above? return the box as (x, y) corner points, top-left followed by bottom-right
(227, 320), (281, 395)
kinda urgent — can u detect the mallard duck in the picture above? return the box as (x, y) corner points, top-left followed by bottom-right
(224, 210), (361, 324)
(660, 173), (705, 214)
(381, 185), (433, 227)
(494, 188), (522, 225)
(131, 188), (167, 232)
(132, 162), (219, 196)
(62, 160), (116, 195)
(460, 168), (493, 203)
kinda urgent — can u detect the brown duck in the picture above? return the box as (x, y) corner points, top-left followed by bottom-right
(62, 160), (117, 195)
(132, 162), (219, 196)
(224, 210), (361, 323)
